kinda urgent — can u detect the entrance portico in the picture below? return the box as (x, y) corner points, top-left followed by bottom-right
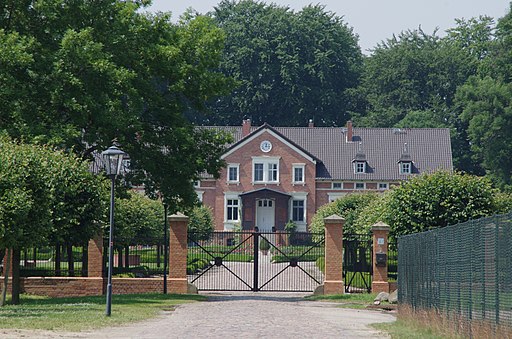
(239, 188), (291, 231)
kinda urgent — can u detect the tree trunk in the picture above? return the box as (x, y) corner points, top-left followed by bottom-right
(81, 243), (88, 277)
(11, 249), (20, 305)
(156, 245), (161, 268)
(67, 244), (74, 277)
(1, 248), (11, 306)
(55, 243), (61, 277)
(124, 245), (129, 268)
(118, 247), (123, 268)
(32, 247), (37, 268)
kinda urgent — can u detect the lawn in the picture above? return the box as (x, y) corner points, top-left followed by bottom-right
(0, 293), (206, 332)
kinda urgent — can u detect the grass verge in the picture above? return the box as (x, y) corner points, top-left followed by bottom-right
(0, 293), (206, 332)
(305, 293), (378, 309)
(372, 320), (456, 339)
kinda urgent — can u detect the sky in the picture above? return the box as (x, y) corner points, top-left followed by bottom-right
(146, 0), (510, 54)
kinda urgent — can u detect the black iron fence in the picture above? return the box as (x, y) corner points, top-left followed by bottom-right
(103, 237), (168, 277)
(388, 239), (398, 282)
(398, 212), (512, 336)
(19, 244), (88, 277)
(343, 233), (372, 293)
(187, 230), (325, 292)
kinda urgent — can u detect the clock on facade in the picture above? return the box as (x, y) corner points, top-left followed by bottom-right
(260, 140), (272, 152)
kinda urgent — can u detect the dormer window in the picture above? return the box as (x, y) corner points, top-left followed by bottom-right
(399, 143), (413, 174)
(354, 161), (366, 174)
(352, 142), (367, 174)
(400, 161), (412, 174)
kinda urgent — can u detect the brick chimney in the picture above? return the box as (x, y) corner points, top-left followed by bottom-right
(242, 119), (251, 137)
(308, 119), (314, 128)
(346, 120), (353, 142)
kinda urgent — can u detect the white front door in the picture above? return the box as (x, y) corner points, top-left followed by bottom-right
(256, 199), (275, 232)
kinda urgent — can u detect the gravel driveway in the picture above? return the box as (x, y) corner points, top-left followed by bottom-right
(1, 292), (395, 339)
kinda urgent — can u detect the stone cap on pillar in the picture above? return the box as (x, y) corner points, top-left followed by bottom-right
(324, 214), (345, 225)
(169, 212), (189, 222)
(372, 221), (390, 232)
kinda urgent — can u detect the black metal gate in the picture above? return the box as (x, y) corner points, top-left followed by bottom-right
(188, 230), (324, 292)
(343, 234), (373, 293)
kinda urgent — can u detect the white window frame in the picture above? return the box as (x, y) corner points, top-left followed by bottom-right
(196, 191), (204, 202)
(193, 180), (200, 188)
(400, 162), (412, 174)
(292, 164), (305, 184)
(332, 182), (342, 189)
(355, 182), (366, 190)
(291, 200), (305, 222)
(289, 192), (308, 231)
(328, 192), (347, 202)
(378, 182), (389, 190)
(354, 161), (366, 174)
(224, 193), (240, 223)
(227, 163), (240, 183)
(252, 156), (280, 184)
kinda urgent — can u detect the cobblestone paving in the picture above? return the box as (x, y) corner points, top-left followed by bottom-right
(0, 292), (394, 339)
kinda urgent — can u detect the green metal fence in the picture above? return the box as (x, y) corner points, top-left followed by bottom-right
(398, 212), (512, 335)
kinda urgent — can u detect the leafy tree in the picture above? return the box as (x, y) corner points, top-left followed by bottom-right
(203, 0), (362, 126)
(114, 191), (164, 245)
(353, 171), (500, 240)
(188, 205), (215, 242)
(309, 193), (378, 235)
(0, 1), (232, 211)
(353, 17), (496, 175)
(0, 137), (104, 304)
(456, 76), (512, 188)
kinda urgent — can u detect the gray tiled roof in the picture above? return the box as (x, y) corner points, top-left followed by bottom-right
(205, 125), (453, 181)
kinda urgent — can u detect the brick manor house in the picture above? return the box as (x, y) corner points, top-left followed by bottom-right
(196, 120), (453, 232)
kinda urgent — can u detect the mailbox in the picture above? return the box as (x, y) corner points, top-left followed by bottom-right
(376, 253), (387, 267)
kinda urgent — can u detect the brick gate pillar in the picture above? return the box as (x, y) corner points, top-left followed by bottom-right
(323, 215), (344, 295)
(168, 213), (189, 294)
(87, 233), (104, 277)
(372, 221), (390, 293)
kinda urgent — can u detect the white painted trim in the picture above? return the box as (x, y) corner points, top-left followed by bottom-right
(221, 128), (317, 164)
(227, 163), (240, 183)
(328, 192), (347, 202)
(292, 164), (305, 184)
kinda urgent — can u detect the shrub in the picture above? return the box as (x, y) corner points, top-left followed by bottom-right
(316, 256), (325, 273)
(310, 193), (378, 234)
(188, 205), (215, 242)
(259, 238), (270, 251)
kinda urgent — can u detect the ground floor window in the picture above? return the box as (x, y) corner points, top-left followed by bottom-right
(226, 199), (239, 221)
(292, 200), (305, 222)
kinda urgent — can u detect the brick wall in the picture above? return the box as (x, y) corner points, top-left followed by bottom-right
(1, 277), (167, 298)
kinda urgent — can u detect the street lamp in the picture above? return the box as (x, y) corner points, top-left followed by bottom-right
(101, 145), (125, 317)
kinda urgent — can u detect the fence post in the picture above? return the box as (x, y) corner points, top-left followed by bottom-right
(168, 213), (189, 294)
(323, 215), (344, 295)
(372, 221), (390, 293)
(87, 233), (104, 278)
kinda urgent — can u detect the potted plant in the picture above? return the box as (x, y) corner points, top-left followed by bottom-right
(259, 238), (271, 255)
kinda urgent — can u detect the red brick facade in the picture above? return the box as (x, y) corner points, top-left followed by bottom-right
(197, 123), (405, 232)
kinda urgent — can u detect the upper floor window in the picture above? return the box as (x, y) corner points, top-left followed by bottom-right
(332, 182), (342, 189)
(252, 157), (280, 183)
(354, 161), (366, 174)
(193, 180), (200, 188)
(400, 162), (412, 174)
(227, 164), (239, 183)
(378, 182), (389, 190)
(292, 164), (305, 184)
(355, 182), (365, 190)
